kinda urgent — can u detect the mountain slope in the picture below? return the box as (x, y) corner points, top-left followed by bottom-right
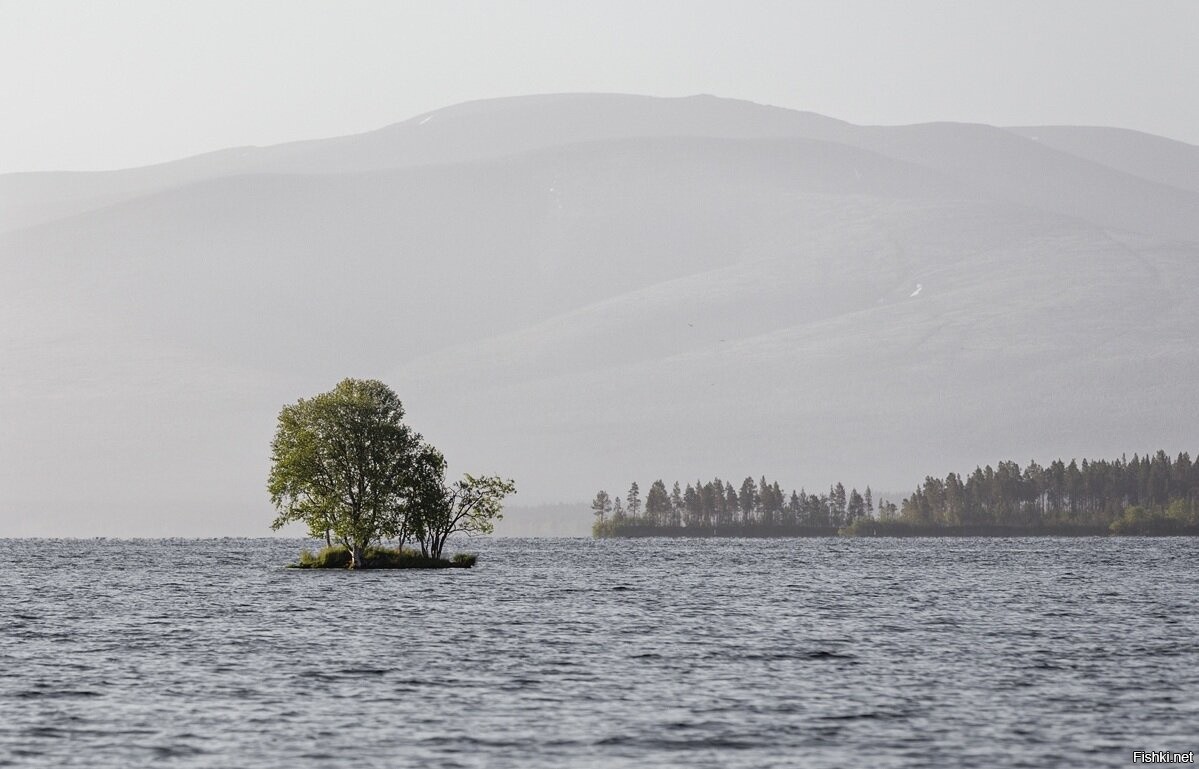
(838, 122), (1199, 242)
(1007, 125), (1199, 194)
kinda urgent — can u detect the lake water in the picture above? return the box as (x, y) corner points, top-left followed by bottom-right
(1, 537), (1196, 768)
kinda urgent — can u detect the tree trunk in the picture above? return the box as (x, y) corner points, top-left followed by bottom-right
(432, 531), (449, 560)
(350, 545), (367, 569)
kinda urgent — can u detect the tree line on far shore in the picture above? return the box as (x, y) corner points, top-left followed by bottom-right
(592, 450), (1199, 538)
(591, 477), (891, 537)
(899, 450), (1199, 535)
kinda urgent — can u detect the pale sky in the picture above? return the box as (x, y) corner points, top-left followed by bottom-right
(1, 0), (1196, 174)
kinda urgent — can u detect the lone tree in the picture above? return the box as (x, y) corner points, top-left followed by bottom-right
(268, 378), (420, 568)
(268, 378), (514, 568)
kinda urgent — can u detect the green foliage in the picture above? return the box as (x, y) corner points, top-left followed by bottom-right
(1110, 503), (1199, 535)
(592, 517), (614, 538)
(268, 379), (423, 567)
(450, 553), (478, 567)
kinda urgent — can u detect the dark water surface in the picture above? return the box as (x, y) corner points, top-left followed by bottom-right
(1, 537), (1196, 768)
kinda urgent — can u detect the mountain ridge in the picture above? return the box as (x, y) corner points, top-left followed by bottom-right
(6, 92), (1197, 234)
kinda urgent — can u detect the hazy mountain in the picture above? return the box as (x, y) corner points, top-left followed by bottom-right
(0, 94), (847, 234)
(2, 94), (1196, 536)
(1006, 125), (1199, 195)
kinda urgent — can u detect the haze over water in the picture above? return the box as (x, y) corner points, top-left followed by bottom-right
(3, 537), (1195, 768)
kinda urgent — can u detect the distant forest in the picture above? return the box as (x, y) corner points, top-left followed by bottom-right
(592, 451), (1199, 537)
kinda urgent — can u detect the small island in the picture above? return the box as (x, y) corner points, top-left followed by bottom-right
(592, 450), (1199, 538)
(290, 546), (477, 570)
(268, 378), (515, 569)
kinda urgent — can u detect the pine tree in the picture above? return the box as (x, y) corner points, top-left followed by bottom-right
(769, 481), (784, 519)
(739, 476), (757, 525)
(626, 482), (641, 519)
(700, 481), (717, 527)
(591, 490), (612, 525)
(645, 480), (670, 527)
(670, 481), (684, 527)
(684, 483), (701, 527)
(847, 488), (865, 525)
(811, 493), (831, 526)
(831, 482), (847, 526)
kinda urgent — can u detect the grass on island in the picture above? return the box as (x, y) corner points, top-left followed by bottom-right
(291, 545), (478, 570)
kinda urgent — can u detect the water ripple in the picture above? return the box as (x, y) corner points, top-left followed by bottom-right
(0, 536), (1196, 768)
